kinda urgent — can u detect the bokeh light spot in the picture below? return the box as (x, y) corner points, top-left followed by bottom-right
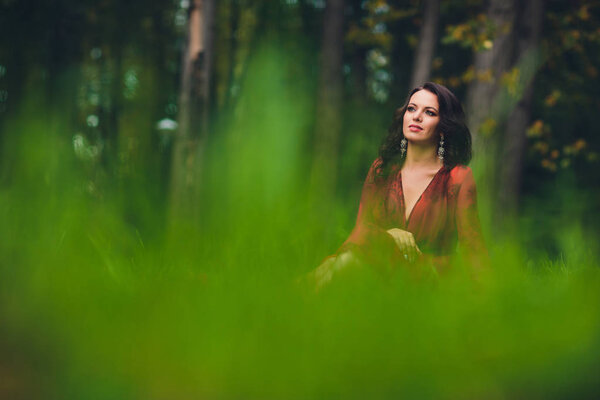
(86, 114), (99, 127)
(123, 69), (139, 99)
(90, 47), (102, 60)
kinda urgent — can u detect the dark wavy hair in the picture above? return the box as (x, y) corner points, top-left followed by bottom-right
(378, 82), (472, 175)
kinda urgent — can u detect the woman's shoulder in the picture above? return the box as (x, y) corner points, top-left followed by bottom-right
(365, 157), (384, 175)
(370, 157), (384, 169)
(447, 164), (474, 184)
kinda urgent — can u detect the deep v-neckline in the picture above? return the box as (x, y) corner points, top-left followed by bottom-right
(400, 167), (443, 225)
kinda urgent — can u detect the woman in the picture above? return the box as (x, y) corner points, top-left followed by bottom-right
(313, 82), (488, 287)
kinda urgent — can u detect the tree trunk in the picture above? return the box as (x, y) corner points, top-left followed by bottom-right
(466, 0), (517, 155)
(496, 0), (544, 217)
(169, 0), (213, 221)
(410, 0), (440, 89)
(201, 0), (215, 133)
(310, 0), (345, 204)
(192, 0), (215, 205)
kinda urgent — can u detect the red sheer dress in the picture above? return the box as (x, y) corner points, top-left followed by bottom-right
(336, 158), (488, 273)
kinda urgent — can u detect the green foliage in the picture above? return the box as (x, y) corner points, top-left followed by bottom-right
(1, 45), (600, 399)
(442, 13), (496, 51)
(526, 1), (600, 178)
(346, 0), (417, 50)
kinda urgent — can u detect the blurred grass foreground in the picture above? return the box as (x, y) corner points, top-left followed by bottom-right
(1, 48), (600, 399)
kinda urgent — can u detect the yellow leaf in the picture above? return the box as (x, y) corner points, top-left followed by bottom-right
(541, 159), (557, 172)
(462, 66), (475, 83)
(479, 118), (497, 137)
(526, 120), (544, 138)
(579, 6), (590, 21)
(477, 68), (494, 83)
(533, 141), (549, 154)
(544, 90), (561, 107)
(574, 139), (587, 152)
(501, 67), (520, 96)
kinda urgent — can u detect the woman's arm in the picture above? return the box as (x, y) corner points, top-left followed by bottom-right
(309, 159), (386, 289)
(337, 158), (394, 253)
(455, 167), (490, 273)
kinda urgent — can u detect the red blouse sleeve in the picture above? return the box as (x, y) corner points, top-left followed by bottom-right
(336, 158), (395, 254)
(455, 167), (490, 272)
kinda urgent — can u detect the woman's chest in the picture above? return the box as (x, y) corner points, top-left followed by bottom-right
(374, 170), (456, 230)
(401, 170), (440, 219)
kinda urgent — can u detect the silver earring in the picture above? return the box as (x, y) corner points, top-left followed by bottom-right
(400, 138), (407, 157)
(438, 135), (445, 161)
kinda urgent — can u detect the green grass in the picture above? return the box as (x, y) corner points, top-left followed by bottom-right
(1, 50), (599, 399)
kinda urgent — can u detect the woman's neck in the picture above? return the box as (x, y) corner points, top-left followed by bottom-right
(404, 141), (441, 170)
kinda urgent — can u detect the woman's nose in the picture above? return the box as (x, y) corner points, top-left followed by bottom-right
(412, 111), (422, 121)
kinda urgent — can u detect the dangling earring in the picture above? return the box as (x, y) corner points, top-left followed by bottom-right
(438, 134), (445, 161)
(400, 138), (407, 157)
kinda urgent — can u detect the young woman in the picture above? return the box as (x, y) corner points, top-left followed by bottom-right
(313, 82), (488, 287)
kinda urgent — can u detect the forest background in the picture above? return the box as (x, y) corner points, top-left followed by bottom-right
(1, 0), (599, 398)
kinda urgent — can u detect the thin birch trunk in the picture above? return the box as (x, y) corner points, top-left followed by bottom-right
(410, 0), (440, 88)
(496, 0), (544, 217)
(169, 0), (207, 221)
(466, 0), (517, 155)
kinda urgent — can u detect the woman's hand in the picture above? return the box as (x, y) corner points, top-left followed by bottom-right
(310, 251), (360, 291)
(386, 228), (422, 262)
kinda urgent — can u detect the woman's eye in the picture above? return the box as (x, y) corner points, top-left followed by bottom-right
(426, 110), (437, 116)
(407, 106), (416, 112)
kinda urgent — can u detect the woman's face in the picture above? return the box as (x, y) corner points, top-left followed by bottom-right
(402, 89), (441, 145)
